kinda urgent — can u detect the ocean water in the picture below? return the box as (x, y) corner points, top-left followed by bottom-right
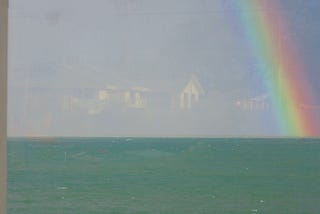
(7, 138), (320, 213)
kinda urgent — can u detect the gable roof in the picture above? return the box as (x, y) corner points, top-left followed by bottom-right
(181, 75), (205, 95)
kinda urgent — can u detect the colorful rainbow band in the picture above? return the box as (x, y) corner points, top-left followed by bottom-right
(236, 0), (319, 136)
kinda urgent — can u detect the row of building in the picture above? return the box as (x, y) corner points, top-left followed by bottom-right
(62, 76), (210, 114)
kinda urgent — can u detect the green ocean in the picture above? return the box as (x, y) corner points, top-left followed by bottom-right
(7, 138), (320, 213)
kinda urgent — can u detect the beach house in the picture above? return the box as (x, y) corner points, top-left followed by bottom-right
(179, 76), (205, 109)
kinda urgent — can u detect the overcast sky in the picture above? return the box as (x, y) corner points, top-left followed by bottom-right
(7, 0), (320, 137)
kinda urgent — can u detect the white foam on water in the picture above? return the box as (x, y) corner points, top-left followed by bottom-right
(57, 187), (68, 190)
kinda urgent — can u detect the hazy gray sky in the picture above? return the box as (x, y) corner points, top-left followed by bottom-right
(7, 0), (320, 137)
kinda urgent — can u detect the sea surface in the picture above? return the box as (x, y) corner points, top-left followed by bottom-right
(7, 137), (320, 213)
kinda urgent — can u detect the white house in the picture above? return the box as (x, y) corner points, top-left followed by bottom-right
(179, 76), (205, 109)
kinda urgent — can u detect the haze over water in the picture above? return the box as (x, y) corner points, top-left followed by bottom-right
(8, 0), (320, 137)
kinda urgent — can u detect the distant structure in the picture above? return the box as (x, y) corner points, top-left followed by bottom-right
(124, 87), (148, 109)
(179, 76), (205, 109)
(62, 85), (151, 113)
(61, 75), (206, 113)
(98, 90), (110, 102)
(236, 94), (270, 111)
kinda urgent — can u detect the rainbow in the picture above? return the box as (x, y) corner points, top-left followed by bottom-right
(234, 0), (319, 137)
